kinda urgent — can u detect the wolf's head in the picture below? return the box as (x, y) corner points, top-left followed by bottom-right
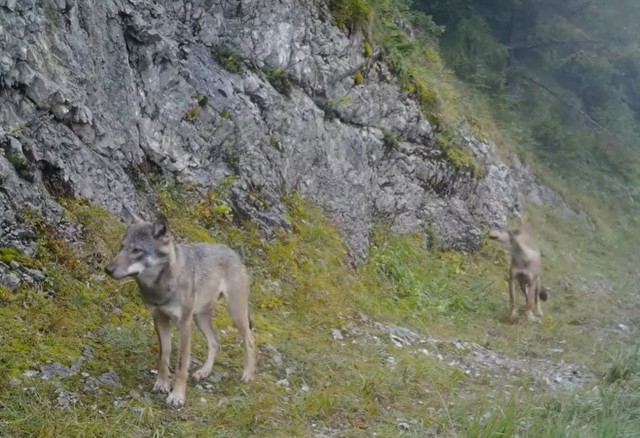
(104, 207), (174, 280)
(489, 224), (533, 247)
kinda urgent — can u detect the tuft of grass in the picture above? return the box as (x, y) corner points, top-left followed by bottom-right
(184, 105), (201, 120)
(220, 108), (231, 119)
(5, 152), (28, 173)
(382, 129), (399, 150)
(435, 129), (483, 178)
(211, 46), (245, 74)
(363, 40), (374, 58)
(354, 69), (364, 85)
(262, 66), (293, 97)
(0, 247), (40, 269)
(328, 0), (372, 35)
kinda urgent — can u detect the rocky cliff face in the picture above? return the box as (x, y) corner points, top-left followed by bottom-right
(0, 0), (570, 265)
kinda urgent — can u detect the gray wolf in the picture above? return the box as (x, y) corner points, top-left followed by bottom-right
(104, 207), (257, 408)
(489, 224), (549, 321)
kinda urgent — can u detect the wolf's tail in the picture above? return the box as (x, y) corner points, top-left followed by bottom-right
(539, 286), (550, 301)
(248, 307), (254, 331)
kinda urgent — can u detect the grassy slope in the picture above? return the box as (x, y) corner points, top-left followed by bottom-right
(0, 180), (638, 437)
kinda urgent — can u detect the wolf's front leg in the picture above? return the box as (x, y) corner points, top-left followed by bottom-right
(508, 276), (518, 320)
(151, 312), (172, 394)
(166, 315), (192, 408)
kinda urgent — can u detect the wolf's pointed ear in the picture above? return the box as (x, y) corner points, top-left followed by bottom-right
(121, 205), (144, 225)
(152, 215), (170, 239)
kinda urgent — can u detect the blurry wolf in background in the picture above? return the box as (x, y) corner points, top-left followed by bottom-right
(105, 207), (257, 408)
(489, 224), (549, 321)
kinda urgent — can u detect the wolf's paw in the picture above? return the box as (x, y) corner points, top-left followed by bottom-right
(151, 379), (171, 394)
(526, 310), (538, 322)
(192, 367), (211, 381)
(166, 390), (185, 408)
(241, 368), (255, 383)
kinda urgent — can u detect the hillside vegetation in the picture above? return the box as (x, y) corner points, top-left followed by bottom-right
(1, 0), (640, 437)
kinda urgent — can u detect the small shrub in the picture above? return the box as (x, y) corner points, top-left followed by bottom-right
(388, 54), (408, 78)
(263, 66), (293, 97)
(211, 46), (245, 74)
(220, 108), (231, 119)
(354, 70), (364, 85)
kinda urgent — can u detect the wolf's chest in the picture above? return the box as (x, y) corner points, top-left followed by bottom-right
(148, 301), (184, 322)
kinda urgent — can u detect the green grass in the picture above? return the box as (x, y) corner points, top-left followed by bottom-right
(0, 181), (637, 436)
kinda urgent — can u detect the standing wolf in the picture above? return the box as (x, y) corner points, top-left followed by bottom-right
(105, 207), (257, 408)
(489, 224), (549, 321)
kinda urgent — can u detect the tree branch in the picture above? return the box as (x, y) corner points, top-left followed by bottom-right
(513, 72), (619, 139)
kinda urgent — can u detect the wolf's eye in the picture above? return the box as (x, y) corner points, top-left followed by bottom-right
(131, 248), (144, 257)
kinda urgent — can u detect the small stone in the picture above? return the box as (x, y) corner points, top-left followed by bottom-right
(397, 422), (410, 431)
(8, 378), (21, 386)
(51, 104), (69, 121)
(99, 370), (121, 387)
(71, 105), (93, 125)
(55, 388), (79, 409)
(270, 351), (284, 368)
(0, 273), (21, 291)
(23, 370), (38, 378)
(41, 362), (73, 379)
(331, 329), (343, 340)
